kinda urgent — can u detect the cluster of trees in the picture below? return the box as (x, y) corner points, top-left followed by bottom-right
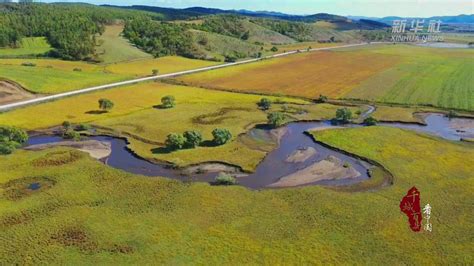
(251, 18), (313, 42)
(360, 30), (391, 42)
(123, 16), (197, 58)
(61, 121), (93, 140)
(199, 15), (250, 40)
(61, 121), (80, 140)
(165, 128), (232, 151)
(0, 3), (157, 60)
(333, 108), (378, 126)
(334, 108), (353, 124)
(0, 126), (28, 155)
(256, 98), (288, 128)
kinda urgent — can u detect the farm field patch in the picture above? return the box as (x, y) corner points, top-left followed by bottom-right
(0, 55), (219, 94)
(177, 44), (474, 111)
(346, 45), (474, 111)
(95, 24), (152, 64)
(0, 63), (131, 94)
(104, 56), (221, 77)
(0, 37), (52, 58)
(0, 126), (472, 264)
(176, 49), (398, 99)
(272, 41), (341, 52)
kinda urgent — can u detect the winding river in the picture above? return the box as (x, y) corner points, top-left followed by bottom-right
(26, 112), (474, 189)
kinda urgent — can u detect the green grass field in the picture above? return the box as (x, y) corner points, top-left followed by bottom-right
(0, 126), (472, 264)
(0, 37), (52, 58)
(441, 33), (474, 44)
(0, 55), (219, 94)
(95, 25), (152, 64)
(345, 45), (474, 111)
(0, 60), (131, 94)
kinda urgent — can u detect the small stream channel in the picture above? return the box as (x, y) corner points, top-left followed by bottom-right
(26, 112), (474, 189)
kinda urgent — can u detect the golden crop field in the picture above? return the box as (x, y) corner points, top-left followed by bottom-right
(104, 56), (221, 77)
(177, 48), (399, 99)
(271, 41), (340, 52)
(176, 44), (474, 111)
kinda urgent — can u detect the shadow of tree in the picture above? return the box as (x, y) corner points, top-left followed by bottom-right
(85, 110), (107, 115)
(200, 140), (219, 147)
(151, 147), (173, 154)
(153, 105), (172, 110)
(254, 123), (273, 130)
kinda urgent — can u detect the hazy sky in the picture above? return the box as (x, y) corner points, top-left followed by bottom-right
(39, 0), (473, 17)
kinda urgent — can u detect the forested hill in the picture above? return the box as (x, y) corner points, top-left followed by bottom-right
(0, 3), (389, 62)
(106, 4), (388, 29)
(0, 3), (159, 60)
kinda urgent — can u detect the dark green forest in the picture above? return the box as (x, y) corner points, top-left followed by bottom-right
(251, 18), (313, 41)
(198, 15), (249, 40)
(123, 17), (197, 58)
(0, 3), (159, 60)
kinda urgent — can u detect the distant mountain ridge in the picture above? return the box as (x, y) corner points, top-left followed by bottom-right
(103, 4), (388, 29)
(348, 14), (474, 24)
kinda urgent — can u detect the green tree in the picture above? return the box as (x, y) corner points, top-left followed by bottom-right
(257, 98), (272, 110)
(224, 54), (238, 63)
(62, 121), (71, 131)
(0, 141), (20, 155)
(0, 126), (28, 144)
(447, 110), (456, 119)
(364, 116), (378, 126)
(183, 130), (202, 148)
(317, 94), (328, 103)
(161, 95), (176, 109)
(165, 133), (186, 150)
(0, 126), (28, 155)
(270, 46), (278, 52)
(335, 108), (353, 124)
(98, 98), (114, 112)
(214, 172), (237, 186)
(241, 30), (250, 40)
(63, 131), (81, 141)
(267, 112), (286, 128)
(212, 128), (232, 145)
